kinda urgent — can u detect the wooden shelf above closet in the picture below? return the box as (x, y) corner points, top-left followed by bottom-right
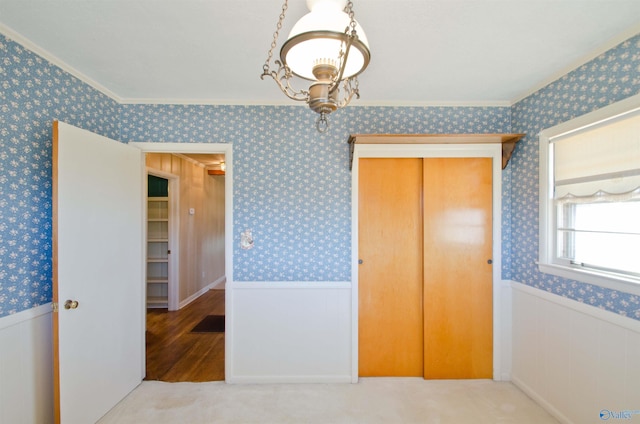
(347, 133), (525, 170)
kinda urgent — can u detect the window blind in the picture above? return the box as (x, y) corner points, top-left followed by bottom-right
(552, 108), (640, 199)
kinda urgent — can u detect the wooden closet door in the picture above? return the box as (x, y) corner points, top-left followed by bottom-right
(358, 158), (424, 376)
(422, 157), (493, 379)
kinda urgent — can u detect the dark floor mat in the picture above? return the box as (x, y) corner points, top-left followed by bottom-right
(191, 315), (225, 333)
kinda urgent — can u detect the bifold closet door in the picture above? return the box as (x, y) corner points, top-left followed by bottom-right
(358, 158), (424, 376)
(423, 157), (493, 379)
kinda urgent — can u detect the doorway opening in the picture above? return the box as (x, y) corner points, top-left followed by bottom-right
(144, 152), (226, 381)
(131, 142), (233, 383)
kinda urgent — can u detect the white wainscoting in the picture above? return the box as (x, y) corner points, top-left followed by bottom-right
(511, 281), (640, 424)
(0, 304), (54, 424)
(227, 282), (352, 383)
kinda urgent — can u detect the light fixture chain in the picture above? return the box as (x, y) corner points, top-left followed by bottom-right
(261, 0), (309, 102)
(262, 0), (289, 75)
(329, 0), (359, 95)
(345, 1), (357, 35)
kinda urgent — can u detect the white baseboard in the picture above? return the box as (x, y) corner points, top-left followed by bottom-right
(178, 276), (225, 309)
(211, 276), (226, 290)
(512, 375), (572, 424)
(227, 375), (353, 384)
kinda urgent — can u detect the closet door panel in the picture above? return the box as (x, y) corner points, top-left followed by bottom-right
(422, 157), (493, 379)
(358, 158), (424, 376)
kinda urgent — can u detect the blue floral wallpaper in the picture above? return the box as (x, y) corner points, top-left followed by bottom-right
(0, 34), (120, 316)
(120, 104), (510, 281)
(510, 34), (640, 319)
(1, 28), (639, 321)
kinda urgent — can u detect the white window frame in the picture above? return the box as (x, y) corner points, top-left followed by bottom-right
(538, 93), (640, 296)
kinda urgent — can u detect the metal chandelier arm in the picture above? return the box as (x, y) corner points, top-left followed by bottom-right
(261, 60), (310, 102)
(328, 34), (354, 95)
(335, 77), (360, 109)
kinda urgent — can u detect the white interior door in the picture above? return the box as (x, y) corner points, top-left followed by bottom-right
(53, 121), (144, 424)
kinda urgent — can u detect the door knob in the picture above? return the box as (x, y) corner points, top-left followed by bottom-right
(64, 300), (79, 310)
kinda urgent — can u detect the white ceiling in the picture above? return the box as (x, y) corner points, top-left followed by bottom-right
(1, 0), (639, 106)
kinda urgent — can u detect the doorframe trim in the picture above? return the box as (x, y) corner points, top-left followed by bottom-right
(129, 142), (233, 381)
(351, 143), (504, 382)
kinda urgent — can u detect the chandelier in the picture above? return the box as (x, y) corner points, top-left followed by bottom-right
(261, 0), (371, 132)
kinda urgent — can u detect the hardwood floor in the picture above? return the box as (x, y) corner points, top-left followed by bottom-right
(145, 289), (225, 382)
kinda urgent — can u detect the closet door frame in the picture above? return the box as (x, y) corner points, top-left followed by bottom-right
(351, 143), (505, 382)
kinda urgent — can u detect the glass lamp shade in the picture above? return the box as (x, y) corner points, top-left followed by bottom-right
(280, 0), (370, 81)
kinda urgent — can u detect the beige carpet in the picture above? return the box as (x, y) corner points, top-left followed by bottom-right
(98, 378), (558, 424)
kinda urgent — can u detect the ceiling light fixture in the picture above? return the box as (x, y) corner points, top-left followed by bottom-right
(261, 0), (371, 133)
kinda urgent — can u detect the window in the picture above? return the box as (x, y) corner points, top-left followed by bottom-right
(539, 94), (640, 295)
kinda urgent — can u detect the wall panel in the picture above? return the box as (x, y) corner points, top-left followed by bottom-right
(511, 282), (640, 424)
(0, 306), (53, 424)
(228, 282), (352, 383)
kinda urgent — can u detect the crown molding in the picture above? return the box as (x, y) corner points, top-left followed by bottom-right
(0, 23), (123, 103)
(119, 98), (309, 106)
(120, 98), (512, 108)
(2, 21), (638, 110)
(353, 100), (512, 108)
